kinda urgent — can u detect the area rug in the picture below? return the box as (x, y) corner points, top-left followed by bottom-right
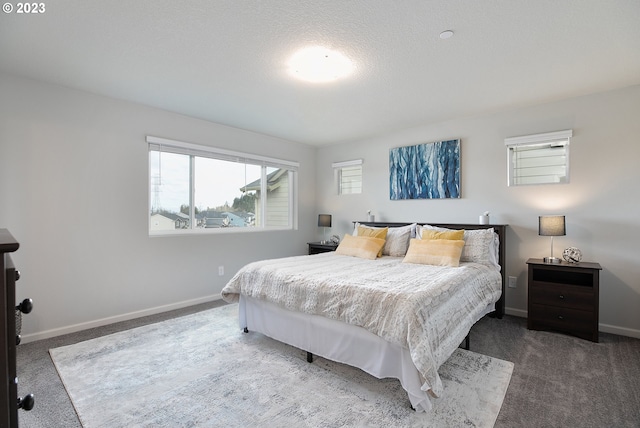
(50, 304), (513, 427)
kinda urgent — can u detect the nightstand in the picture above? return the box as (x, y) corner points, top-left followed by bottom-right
(527, 258), (602, 342)
(307, 242), (338, 255)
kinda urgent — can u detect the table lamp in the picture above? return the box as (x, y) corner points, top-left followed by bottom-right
(539, 215), (565, 264)
(318, 214), (332, 244)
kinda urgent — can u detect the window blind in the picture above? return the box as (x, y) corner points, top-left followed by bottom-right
(505, 130), (572, 186)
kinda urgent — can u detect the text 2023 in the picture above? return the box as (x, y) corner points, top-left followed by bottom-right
(17, 3), (45, 13)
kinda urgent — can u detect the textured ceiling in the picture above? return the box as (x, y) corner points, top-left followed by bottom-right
(1, 0), (639, 145)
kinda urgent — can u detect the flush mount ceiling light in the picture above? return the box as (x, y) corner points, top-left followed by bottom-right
(439, 30), (454, 39)
(288, 46), (354, 83)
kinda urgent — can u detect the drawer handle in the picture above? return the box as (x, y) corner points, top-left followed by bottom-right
(558, 295), (565, 299)
(558, 315), (564, 320)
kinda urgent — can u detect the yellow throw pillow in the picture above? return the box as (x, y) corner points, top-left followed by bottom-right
(336, 234), (386, 260)
(420, 228), (464, 241)
(402, 239), (465, 267)
(357, 226), (388, 257)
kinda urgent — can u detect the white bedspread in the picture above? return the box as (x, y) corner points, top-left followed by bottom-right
(221, 252), (501, 397)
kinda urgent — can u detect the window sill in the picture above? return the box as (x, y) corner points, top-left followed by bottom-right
(149, 226), (296, 237)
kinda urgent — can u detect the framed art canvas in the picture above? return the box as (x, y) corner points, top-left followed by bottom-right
(389, 139), (460, 199)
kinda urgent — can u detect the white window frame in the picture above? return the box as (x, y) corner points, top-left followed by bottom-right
(505, 130), (572, 187)
(332, 159), (363, 195)
(148, 136), (299, 236)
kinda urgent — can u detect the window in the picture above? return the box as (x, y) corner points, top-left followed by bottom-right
(505, 130), (572, 186)
(148, 136), (298, 234)
(332, 159), (362, 194)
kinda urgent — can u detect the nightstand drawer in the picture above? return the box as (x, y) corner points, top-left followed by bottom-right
(529, 283), (594, 311)
(529, 304), (595, 335)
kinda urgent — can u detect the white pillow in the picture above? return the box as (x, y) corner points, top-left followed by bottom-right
(490, 233), (500, 271)
(354, 223), (417, 256)
(419, 225), (499, 269)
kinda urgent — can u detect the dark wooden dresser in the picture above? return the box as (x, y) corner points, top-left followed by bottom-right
(1, 229), (34, 427)
(527, 258), (601, 342)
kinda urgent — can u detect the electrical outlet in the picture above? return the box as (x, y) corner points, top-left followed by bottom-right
(508, 276), (517, 288)
(218, 266), (224, 276)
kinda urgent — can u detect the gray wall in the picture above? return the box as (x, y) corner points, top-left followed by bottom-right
(316, 85), (640, 338)
(3, 70), (639, 340)
(0, 72), (317, 341)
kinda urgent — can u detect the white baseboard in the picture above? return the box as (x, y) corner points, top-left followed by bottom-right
(504, 307), (640, 339)
(21, 294), (222, 344)
(21, 299), (640, 343)
(599, 323), (640, 339)
(504, 307), (527, 318)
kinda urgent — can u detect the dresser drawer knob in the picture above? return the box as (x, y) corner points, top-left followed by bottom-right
(558, 295), (564, 299)
(17, 393), (35, 411)
(558, 315), (564, 320)
(16, 298), (33, 314)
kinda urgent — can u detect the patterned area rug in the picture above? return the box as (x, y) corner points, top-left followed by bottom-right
(50, 304), (513, 427)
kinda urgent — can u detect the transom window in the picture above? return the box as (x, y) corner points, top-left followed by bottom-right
(332, 159), (363, 195)
(148, 136), (298, 235)
(505, 130), (572, 186)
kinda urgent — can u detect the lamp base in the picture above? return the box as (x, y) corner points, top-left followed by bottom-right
(543, 256), (562, 264)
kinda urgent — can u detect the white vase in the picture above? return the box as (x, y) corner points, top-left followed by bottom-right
(479, 215), (489, 225)
(368, 214), (375, 222)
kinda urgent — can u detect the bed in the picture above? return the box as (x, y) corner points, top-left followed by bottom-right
(221, 222), (506, 412)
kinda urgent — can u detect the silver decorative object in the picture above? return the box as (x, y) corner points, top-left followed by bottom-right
(562, 247), (583, 263)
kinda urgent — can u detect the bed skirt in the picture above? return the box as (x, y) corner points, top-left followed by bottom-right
(239, 295), (492, 412)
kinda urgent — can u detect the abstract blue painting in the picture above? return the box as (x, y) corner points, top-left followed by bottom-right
(389, 139), (460, 199)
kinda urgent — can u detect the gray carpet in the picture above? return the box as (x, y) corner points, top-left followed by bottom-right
(17, 301), (640, 427)
(472, 315), (640, 427)
(47, 304), (512, 427)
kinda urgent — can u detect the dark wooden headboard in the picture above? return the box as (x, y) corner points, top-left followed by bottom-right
(355, 221), (507, 319)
